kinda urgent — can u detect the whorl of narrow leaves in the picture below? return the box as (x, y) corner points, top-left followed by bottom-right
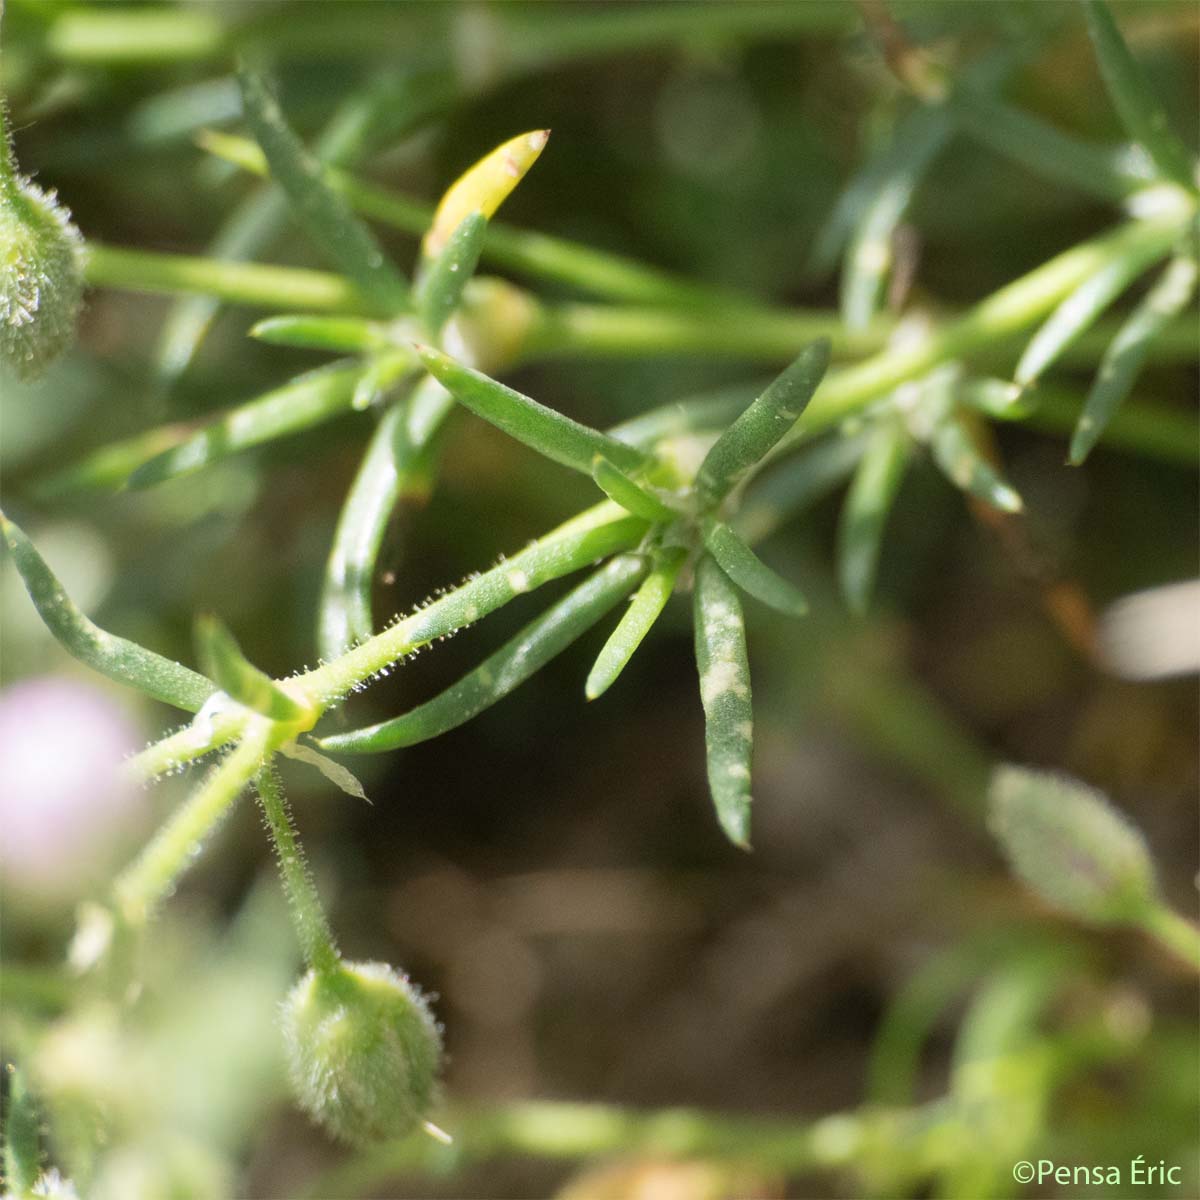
(1014, 224), (1180, 387)
(696, 338), (831, 507)
(320, 554), (646, 754)
(700, 518), (807, 618)
(195, 614), (310, 724)
(423, 130), (549, 259)
(0, 116), (85, 380)
(281, 960), (443, 1147)
(988, 764), (1159, 924)
(415, 344), (647, 475)
(237, 65), (409, 315)
(1081, 0), (1196, 190)
(693, 554), (754, 849)
(0, 511), (216, 712)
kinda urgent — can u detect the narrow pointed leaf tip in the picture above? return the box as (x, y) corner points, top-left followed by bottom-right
(0, 510), (216, 712)
(697, 338), (831, 508)
(693, 554), (754, 850)
(415, 344), (647, 475)
(423, 130), (550, 259)
(701, 518), (807, 618)
(195, 614), (309, 723)
(586, 548), (685, 700)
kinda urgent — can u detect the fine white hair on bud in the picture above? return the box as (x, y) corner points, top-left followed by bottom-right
(1, 119), (85, 380)
(988, 764), (1159, 925)
(281, 960), (443, 1146)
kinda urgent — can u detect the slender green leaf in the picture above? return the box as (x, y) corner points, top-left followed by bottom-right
(415, 211), (488, 338)
(696, 338), (831, 507)
(35, 423), (193, 497)
(1027, 384), (1198, 467)
(1081, 0), (1195, 189)
(237, 65), (409, 313)
(1071, 254), (1199, 464)
(930, 412), (1023, 513)
(949, 89), (1144, 202)
(841, 107), (954, 331)
(692, 554), (753, 850)
(319, 376), (454, 660)
(700, 518), (808, 618)
(319, 554), (646, 754)
(129, 361), (363, 487)
(416, 345), (647, 475)
(586, 547), (685, 700)
(0, 511), (216, 712)
(591, 456), (676, 523)
(837, 417), (910, 615)
(154, 81), (403, 390)
(1015, 225), (1178, 386)
(3, 1067), (42, 1196)
(250, 314), (392, 353)
(195, 614), (308, 722)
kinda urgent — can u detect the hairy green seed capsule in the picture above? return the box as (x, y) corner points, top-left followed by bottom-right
(0, 163), (85, 380)
(281, 960), (442, 1146)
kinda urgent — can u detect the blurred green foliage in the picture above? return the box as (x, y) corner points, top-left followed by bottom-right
(2, 2), (1197, 1198)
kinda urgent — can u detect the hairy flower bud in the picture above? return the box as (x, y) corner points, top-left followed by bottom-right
(988, 764), (1159, 924)
(1, 142), (85, 380)
(281, 960), (442, 1146)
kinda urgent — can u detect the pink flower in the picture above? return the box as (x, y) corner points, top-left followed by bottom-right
(0, 677), (145, 905)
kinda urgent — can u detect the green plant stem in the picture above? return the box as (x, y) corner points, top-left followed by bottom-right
(124, 705), (247, 781)
(84, 243), (375, 314)
(114, 721), (274, 924)
(254, 766), (340, 976)
(128, 502), (645, 780)
(776, 210), (1192, 452)
(42, 3), (853, 68)
(1138, 905), (1200, 971)
(297, 502), (646, 708)
(82, 241), (1197, 366)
